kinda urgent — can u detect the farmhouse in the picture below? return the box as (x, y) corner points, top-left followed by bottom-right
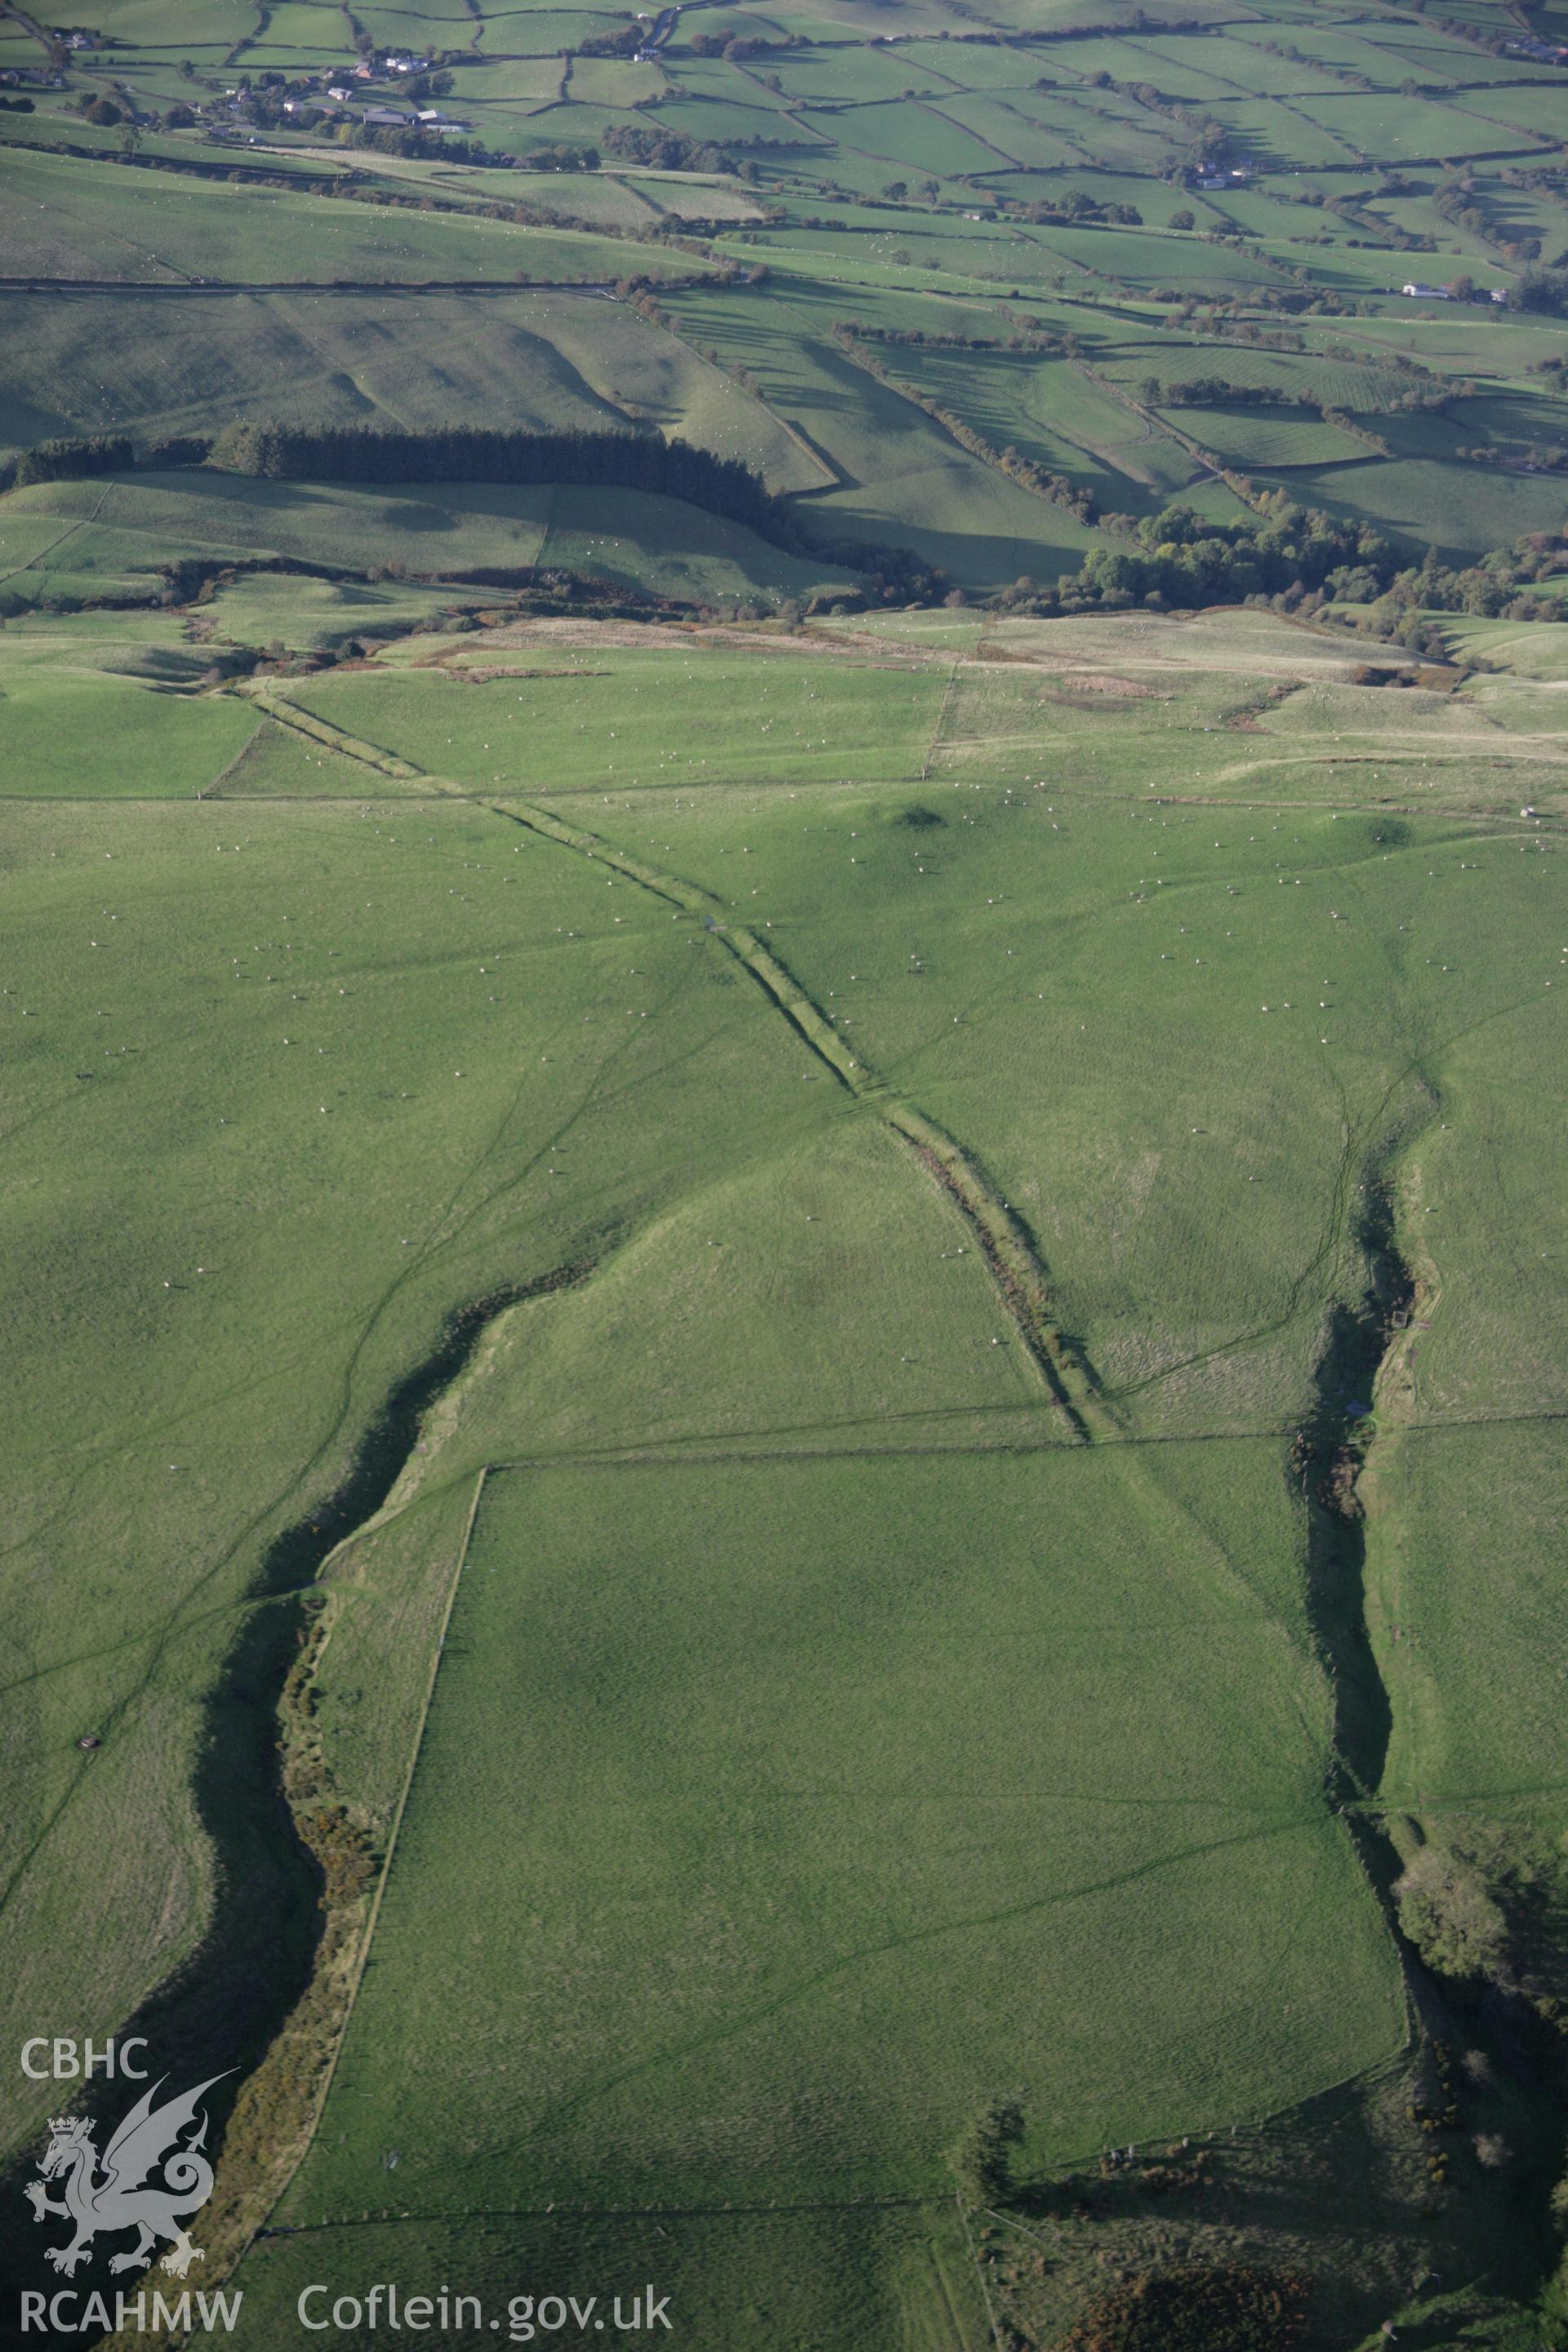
(1401, 282), (1450, 299)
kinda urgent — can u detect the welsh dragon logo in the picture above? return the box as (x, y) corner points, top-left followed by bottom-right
(25, 2074), (229, 2279)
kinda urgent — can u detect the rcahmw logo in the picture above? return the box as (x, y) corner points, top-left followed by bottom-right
(21, 2058), (232, 2281)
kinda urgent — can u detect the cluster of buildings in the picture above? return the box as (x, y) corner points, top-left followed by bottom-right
(211, 59), (470, 137)
(357, 102), (470, 131)
(1503, 36), (1568, 65)
(1400, 281), (1508, 303)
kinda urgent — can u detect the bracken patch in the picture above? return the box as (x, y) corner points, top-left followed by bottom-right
(1060, 2263), (1311, 2352)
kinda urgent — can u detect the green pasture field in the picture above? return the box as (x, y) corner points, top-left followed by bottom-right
(1026, 220), (1293, 293)
(0, 108), (335, 172)
(1132, 30), (1347, 99)
(73, 605), (1521, 2346)
(196, 573), (494, 654)
(247, 2208), (992, 2349)
(796, 98), (1007, 177)
(916, 94), (1089, 174)
(1069, 171), (1223, 229)
(1098, 341), (1416, 414)
(254, 0), (345, 45)
(288, 614), (1567, 1436)
(0, 471), (543, 600)
(1267, 242), (1479, 302)
(569, 803), (1517, 1417)
(1294, 90), (1550, 163)
(0, 769), (879, 2155)
(646, 90), (805, 148)
(1192, 99), (1356, 171)
(744, 222), (1099, 292)
(1258, 454), (1568, 564)
(1457, 385), (1568, 449)
(0, 291), (634, 461)
(84, 0), (257, 40)
(0, 469), (852, 612)
(252, 1441), (1397, 2234)
(629, 277), (1111, 583)
(751, 46), (947, 105)
(1022, 33), (1186, 82)
(284, 646), (949, 788)
(1456, 81), (1568, 139)
(1361, 924), (1567, 1819)
(439, 57), (568, 109)
(3, 0), (1568, 2338)
(415, 9), (605, 56)
(0, 145), (689, 286)
(1370, 409), (1477, 467)
(1153, 403), (1372, 469)
(1456, 178), (1568, 261)
(1008, 88), (1174, 174)
(1444, 614), (1568, 679)
(862, 345), (1200, 513)
(1196, 188), (1329, 243)
(0, 663), (259, 794)
(0, 288), (820, 494)
(528, 301), (835, 493)
(202, 708), (429, 794)
(1371, 1423), (1568, 1817)
(742, 219), (1053, 281)
(1336, 311), (1564, 377)
(631, 172), (767, 221)
(1274, 18), (1461, 75)
(656, 56), (794, 114)
(532, 482), (852, 600)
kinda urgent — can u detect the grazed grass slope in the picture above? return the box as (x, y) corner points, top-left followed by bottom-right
(167, 611), (1553, 2344)
(1, 3), (1566, 2278)
(0, 473), (854, 617)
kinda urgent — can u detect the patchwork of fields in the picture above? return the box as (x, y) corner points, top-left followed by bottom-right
(3, 0), (1568, 590)
(2, 0), (1568, 2345)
